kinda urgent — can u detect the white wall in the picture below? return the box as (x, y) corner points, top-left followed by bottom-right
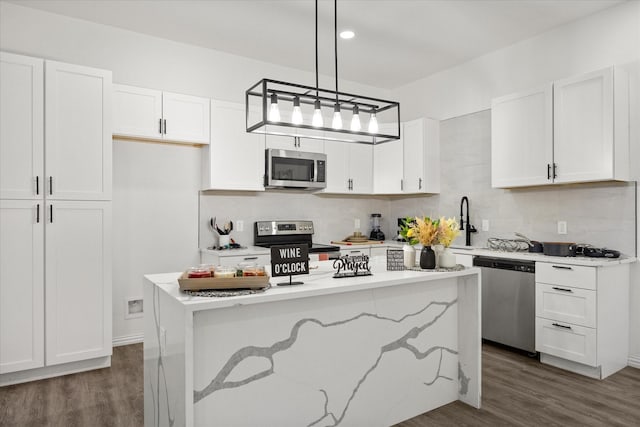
(0, 1), (391, 342)
(394, 0), (640, 120)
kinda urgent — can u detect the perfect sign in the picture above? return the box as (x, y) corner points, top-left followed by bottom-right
(270, 244), (309, 278)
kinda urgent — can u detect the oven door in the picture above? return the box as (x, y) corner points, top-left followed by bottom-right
(265, 149), (326, 190)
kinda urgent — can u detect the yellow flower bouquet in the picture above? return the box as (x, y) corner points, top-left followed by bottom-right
(437, 217), (461, 248)
(410, 216), (440, 247)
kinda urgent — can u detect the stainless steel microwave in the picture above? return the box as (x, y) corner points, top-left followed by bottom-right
(264, 148), (327, 190)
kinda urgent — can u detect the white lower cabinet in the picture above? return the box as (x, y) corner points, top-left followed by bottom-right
(45, 201), (112, 366)
(535, 261), (629, 379)
(0, 200), (44, 374)
(201, 251), (270, 268)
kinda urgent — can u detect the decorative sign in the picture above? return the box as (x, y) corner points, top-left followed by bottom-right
(386, 249), (405, 271)
(332, 253), (372, 279)
(270, 244), (309, 286)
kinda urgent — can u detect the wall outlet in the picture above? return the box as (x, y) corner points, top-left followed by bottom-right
(482, 219), (490, 231)
(236, 220), (244, 232)
(557, 221), (568, 235)
(354, 218), (360, 230)
(125, 297), (143, 319)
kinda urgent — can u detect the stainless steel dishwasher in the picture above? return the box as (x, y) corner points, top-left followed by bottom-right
(473, 256), (536, 353)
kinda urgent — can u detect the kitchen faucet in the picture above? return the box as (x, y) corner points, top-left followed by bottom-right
(459, 196), (477, 246)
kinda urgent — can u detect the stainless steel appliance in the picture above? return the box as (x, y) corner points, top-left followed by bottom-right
(473, 256), (536, 353)
(264, 149), (327, 190)
(254, 220), (340, 254)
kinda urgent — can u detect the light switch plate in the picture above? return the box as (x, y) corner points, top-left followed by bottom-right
(482, 219), (489, 231)
(354, 218), (360, 230)
(557, 221), (567, 234)
(236, 220), (244, 232)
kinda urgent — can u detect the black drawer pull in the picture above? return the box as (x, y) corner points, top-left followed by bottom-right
(49, 204), (53, 223)
(49, 176), (53, 195)
(552, 265), (572, 270)
(552, 322), (572, 330)
(36, 176), (39, 195)
(243, 256), (258, 261)
(552, 287), (573, 292)
(36, 204), (40, 223)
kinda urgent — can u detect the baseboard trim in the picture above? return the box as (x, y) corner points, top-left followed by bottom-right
(112, 333), (144, 347)
(628, 355), (640, 369)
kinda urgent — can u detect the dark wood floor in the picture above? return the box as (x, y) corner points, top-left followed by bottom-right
(0, 343), (638, 426)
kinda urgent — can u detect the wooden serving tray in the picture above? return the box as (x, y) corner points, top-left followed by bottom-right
(178, 272), (270, 291)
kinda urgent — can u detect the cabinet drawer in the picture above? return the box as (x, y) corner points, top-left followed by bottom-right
(218, 254), (270, 267)
(536, 262), (596, 290)
(536, 283), (596, 328)
(536, 318), (596, 366)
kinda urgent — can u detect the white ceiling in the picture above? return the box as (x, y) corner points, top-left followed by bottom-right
(9, 0), (625, 89)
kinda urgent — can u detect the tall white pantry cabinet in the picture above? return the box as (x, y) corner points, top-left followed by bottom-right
(0, 52), (112, 384)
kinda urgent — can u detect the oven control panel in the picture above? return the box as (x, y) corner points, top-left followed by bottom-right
(255, 220), (314, 236)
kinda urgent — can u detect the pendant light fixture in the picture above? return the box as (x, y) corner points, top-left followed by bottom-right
(245, 0), (400, 144)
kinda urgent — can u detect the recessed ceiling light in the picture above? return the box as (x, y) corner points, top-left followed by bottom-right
(340, 30), (355, 40)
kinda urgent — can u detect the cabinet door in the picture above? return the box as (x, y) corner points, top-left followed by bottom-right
(45, 61), (112, 200)
(536, 318), (597, 366)
(112, 84), (163, 139)
(162, 91), (210, 144)
(323, 140), (349, 193)
(373, 138), (403, 194)
(553, 68), (614, 184)
(349, 144), (373, 194)
(0, 52), (44, 200)
(403, 118), (424, 193)
(491, 85), (553, 188)
(265, 135), (324, 153)
(45, 201), (112, 366)
(204, 101), (264, 191)
(0, 200), (44, 374)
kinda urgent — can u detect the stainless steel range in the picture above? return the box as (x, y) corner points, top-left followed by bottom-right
(254, 220), (340, 254)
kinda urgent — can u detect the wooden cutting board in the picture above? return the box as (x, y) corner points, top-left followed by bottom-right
(331, 239), (385, 245)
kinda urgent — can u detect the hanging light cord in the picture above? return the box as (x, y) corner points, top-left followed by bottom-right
(334, 0), (339, 104)
(315, 0), (319, 99)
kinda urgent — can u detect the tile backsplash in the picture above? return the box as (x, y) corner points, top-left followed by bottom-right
(200, 109), (637, 256)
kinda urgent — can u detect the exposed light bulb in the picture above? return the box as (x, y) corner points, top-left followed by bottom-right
(332, 103), (342, 130)
(350, 104), (361, 131)
(291, 96), (303, 125)
(268, 93), (280, 122)
(312, 99), (323, 127)
(368, 110), (379, 133)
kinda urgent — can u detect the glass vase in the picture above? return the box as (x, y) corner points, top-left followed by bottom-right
(419, 246), (436, 269)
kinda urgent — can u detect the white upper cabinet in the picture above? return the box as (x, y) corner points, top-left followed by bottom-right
(203, 100), (264, 191)
(0, 200), (44, 374)
(491, 66), (632, 188)
(491, 85), (553, 188)
(112, 85), (163, 139)
(162, 91), (210, 144)
(0, 52), (44, 200)
(403, 118), (440, 194)
(45, 61), (112, 200)
(373, 136), (403, 194)
(553, 68), (614, 184)
(323, 141), (373, 194)
(113, 84), (210, 145)
(265, 134), (324, 153)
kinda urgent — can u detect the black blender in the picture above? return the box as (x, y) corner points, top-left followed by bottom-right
(369, 213), (385, 241)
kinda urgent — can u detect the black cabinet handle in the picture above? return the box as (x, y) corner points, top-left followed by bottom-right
(159, 118), (163, 134)
(400, 179), (404, 191)
(552, 287), (573, 292)
(49, 204), (53, 223)
(243, 256), (258, 261)
(36, 204), (40, 223)
(547, 164), (551, 180)
(163, 119), (167, 134)
(553, 163), (558, 179)
(552, 322), (572, 330)
(418, 177), (422, 190)
(36, 176), (39, 195)
(552, 265), (572, 270)
(49, 176), (53, 195)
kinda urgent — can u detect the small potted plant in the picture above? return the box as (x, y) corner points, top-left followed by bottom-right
(410, 216), (440, 269)
(399, 217), (418, 268)
(436, 217), (461, 268)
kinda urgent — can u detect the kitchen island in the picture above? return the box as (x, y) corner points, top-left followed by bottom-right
(144, 259), (481, 426)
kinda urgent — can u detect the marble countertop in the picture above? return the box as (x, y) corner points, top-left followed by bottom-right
(145, 258), (480, 312)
